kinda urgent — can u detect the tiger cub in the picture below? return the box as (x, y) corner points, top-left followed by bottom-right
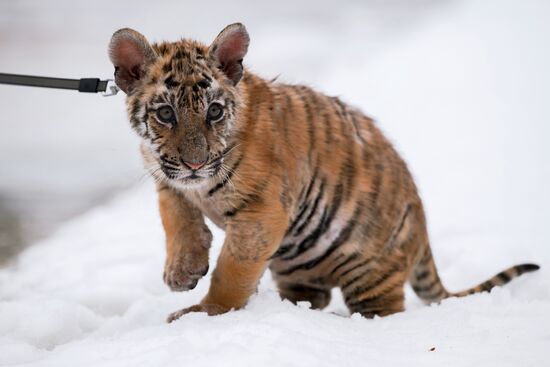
(108, 23), (539, 321)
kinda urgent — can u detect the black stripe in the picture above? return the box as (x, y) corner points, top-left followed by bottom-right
(497, 271), (511, 283)
(270, 244), (294, 259)
(224, 203), (245, 217)
(207, 156), (242, 196)
(324, 253), (345, 274)
(516, 263), (540, 274)
(348, 293), (403, 316)
(414, 270), (431, 282)
(300, 166), (319, 205)
(339, 148), (356, 202)
(323, 109), (333, 146)
(168, 92), (177, 108)
(282, 91), (292, 144)
(286, 204), (310, 236)
(285, 167), (319, 234)
(315, 95), (333, 148)
(330, 253), (359, 276)
(282, 182), (344, 261)
(162, 63), (172, 73)
(156, 44), (168, 55)
(331, 97), (347, 119)
(277, 203), (361, 276)
(282, 206), (330, 261)
(164, 75), (179, 88)
(160, 156), (179, 166)
(293, 179), (325, 236)
(347, 281), (401, 308)
(195, 47), (206, 59)
(340, 269), (369, 292)
(344, 263), (403, 301)
(141, 108), (150, 136)
(480, 280), (494, 292)
(297, 87), (315, 163)
(335, 103), (356, 202)
(174, 49), (187, 59)
(394, 205), (410, 239)
(178, 86), (188, 107)
(161, 166), (179, 173)
(197, 79), (210, 89)
(130, 100), (141, 120)
(339, 260), (372, 279)
(368, 163), (384, 207)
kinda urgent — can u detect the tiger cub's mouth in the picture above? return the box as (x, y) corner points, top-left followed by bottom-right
(159, 157), (224, 186)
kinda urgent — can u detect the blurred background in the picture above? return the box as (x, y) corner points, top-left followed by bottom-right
(0, 0), (548, 265)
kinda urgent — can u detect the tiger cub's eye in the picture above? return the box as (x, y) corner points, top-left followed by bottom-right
(207, 103), (224, 122)
(156, 106), (176, 124)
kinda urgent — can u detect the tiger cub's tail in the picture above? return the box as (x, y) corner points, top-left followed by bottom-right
(409, 246), (540, 303)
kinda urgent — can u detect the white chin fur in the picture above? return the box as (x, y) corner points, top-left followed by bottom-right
(166, 177), (209, 191)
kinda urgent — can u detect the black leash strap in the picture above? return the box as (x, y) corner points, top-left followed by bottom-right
(0, 73), (119, 96)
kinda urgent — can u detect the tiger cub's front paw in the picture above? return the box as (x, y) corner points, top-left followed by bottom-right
(166, 303), (229, 322)
(163, 246), (209, 292)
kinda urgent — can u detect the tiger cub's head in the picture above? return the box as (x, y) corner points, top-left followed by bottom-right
(109, 23), (249, 189)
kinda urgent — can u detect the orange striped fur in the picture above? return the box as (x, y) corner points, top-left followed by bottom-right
(109, 23), (540, 321)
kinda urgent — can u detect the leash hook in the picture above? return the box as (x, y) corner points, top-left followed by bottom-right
(101, 80), (119, 97)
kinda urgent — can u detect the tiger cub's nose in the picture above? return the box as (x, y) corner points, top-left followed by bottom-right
(183, 160), (206, 170)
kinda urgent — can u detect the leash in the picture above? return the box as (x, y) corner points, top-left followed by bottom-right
(0, 73), (119, 96)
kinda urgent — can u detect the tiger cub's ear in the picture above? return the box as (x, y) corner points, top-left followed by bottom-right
(208, 23), (250, 85)
(109, 28), (157, 94)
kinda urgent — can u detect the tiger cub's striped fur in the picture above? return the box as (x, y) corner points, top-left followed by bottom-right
(108, 23), (539, 321)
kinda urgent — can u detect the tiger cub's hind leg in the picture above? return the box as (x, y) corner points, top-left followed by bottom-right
(336, 255), (408, 318)
(335, 202), (427, 318)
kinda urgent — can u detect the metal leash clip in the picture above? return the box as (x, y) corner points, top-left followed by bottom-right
(101, 79), (119, 97)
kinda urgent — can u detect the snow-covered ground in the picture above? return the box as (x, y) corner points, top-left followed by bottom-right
(1, 0), (549, 365)
(1, 184), (548, 367)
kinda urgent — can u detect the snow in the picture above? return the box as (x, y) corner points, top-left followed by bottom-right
(1, 0), (549, 366)
(0, 184), (547, 366)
